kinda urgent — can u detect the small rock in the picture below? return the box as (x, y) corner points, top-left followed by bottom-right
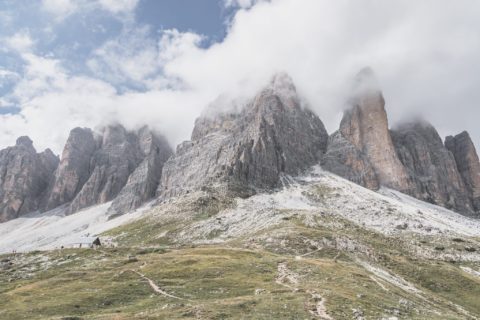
(254, 289), (267, 295)
(395, 223), (408, 230)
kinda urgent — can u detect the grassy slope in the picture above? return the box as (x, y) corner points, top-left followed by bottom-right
(1, 186), (480, 319)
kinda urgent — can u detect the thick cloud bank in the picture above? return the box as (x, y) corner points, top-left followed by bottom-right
(1, 0), (479, 153)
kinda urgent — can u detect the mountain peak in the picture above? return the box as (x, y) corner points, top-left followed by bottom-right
(16, 136), (33, 148)
(352, 66), (381, 95)
(269, 72), (296, 92)
(334, 67), (412, 192)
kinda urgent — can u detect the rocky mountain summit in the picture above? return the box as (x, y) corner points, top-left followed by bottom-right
(1, 69), (480, 222)
(1, 73), (480, 320)
(108, 127), (172, 216)
(322, 68), (480, 218)
(323, 68), (411, 193)
(158, 73), (329, 199)
(0, 137), (58, 222)
(0, 125), (172, 222)
(391, 120), (473, 215)
(445, 131), (480, 213)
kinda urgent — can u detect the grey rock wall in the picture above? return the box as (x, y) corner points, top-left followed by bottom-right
(391, 121), (473, 214)
(0, 137), (59, 222)
(445, 131), (480, 216)
(159, 73), (329, 199)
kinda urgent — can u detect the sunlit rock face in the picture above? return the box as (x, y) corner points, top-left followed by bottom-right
(323, 67), (411, 192)
(0, 137), (59, 222)
(391, 120), (474, 215)
(159, 73), (329, 198)
(445, 131), (480, 216)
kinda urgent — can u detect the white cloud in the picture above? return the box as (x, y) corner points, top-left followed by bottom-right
(2, 0), (480, 155)
(0, 68), (18, 79)
(4, 31), (34, 53)
(0, 10), (13, 27)
(0, 68), (19, 91)
(41, 0), (138, 22)
(97, 0), (139, 14)
(87, 27), (202, 89)
(42, 0), (78, 19)
(0, 49), (205, 153)
(165, 0), (480, 144)
(224, 0), (265, 9)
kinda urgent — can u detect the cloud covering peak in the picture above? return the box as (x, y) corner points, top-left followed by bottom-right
(0, 0), (479, 154)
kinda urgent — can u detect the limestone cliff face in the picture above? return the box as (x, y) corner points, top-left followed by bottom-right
(322, 131), (379, 190)
(323, 68), (411, 192)
(445, 131), (480, 215)
(159, 73), (329, 198)
(0, 124), (172, 221)
(0, 137), (59, 222)
(44, 124), (172, 215)
(108, 127), (173, 216)
(67, 125), (144, 213)
(391, 121), (473, 214)
(45, 128), (97, 211)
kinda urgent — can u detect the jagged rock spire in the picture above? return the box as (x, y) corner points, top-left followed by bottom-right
(391, 120), (474, 214)
(44, 124), (173, 216)
(445, 131), (480, 215)
(0, 138), (59, 222)
(324, 67), (412, 192)
(45, 128), (97, 211)
(16, 136), (34, 148)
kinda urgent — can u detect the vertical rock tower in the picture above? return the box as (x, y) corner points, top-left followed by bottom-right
(445, 131), (480, 214)
(323, 67), (411, 192)
(391, 121), (473, 214)
(0, 137), (59, 222)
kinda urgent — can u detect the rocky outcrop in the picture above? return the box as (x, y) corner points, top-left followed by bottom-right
(159, 73), (329, 198)
(323, 67), (411, 192)
(66, 125), (144, 213)
(445, 131), (480, 215)
(322, 131), (379, 190)
(391, 120), (474, 214)
(0, 137), (59, 222)
(44, 128), (97, 211)
(108, 127), (173, 216)
(44, 124), (172, 215)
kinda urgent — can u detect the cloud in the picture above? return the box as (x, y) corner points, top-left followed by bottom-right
(41, 0), (138, 22)
(2, 0), (480, 155)
(4, 31), (35, 53)
(165, 0), (480, 143)
(87, 27), (203, 90)
(0, 49), (205, 153)
(0, 68), (19, 91)
(223, 0), (265, 9)
(0, 10), (13, 27)
(41, 0), (79, 19)
(97, 0), (139, 15)
(0, 68), (18, 80)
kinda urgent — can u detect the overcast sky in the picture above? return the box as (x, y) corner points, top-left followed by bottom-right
(0, 0), (479, 153)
